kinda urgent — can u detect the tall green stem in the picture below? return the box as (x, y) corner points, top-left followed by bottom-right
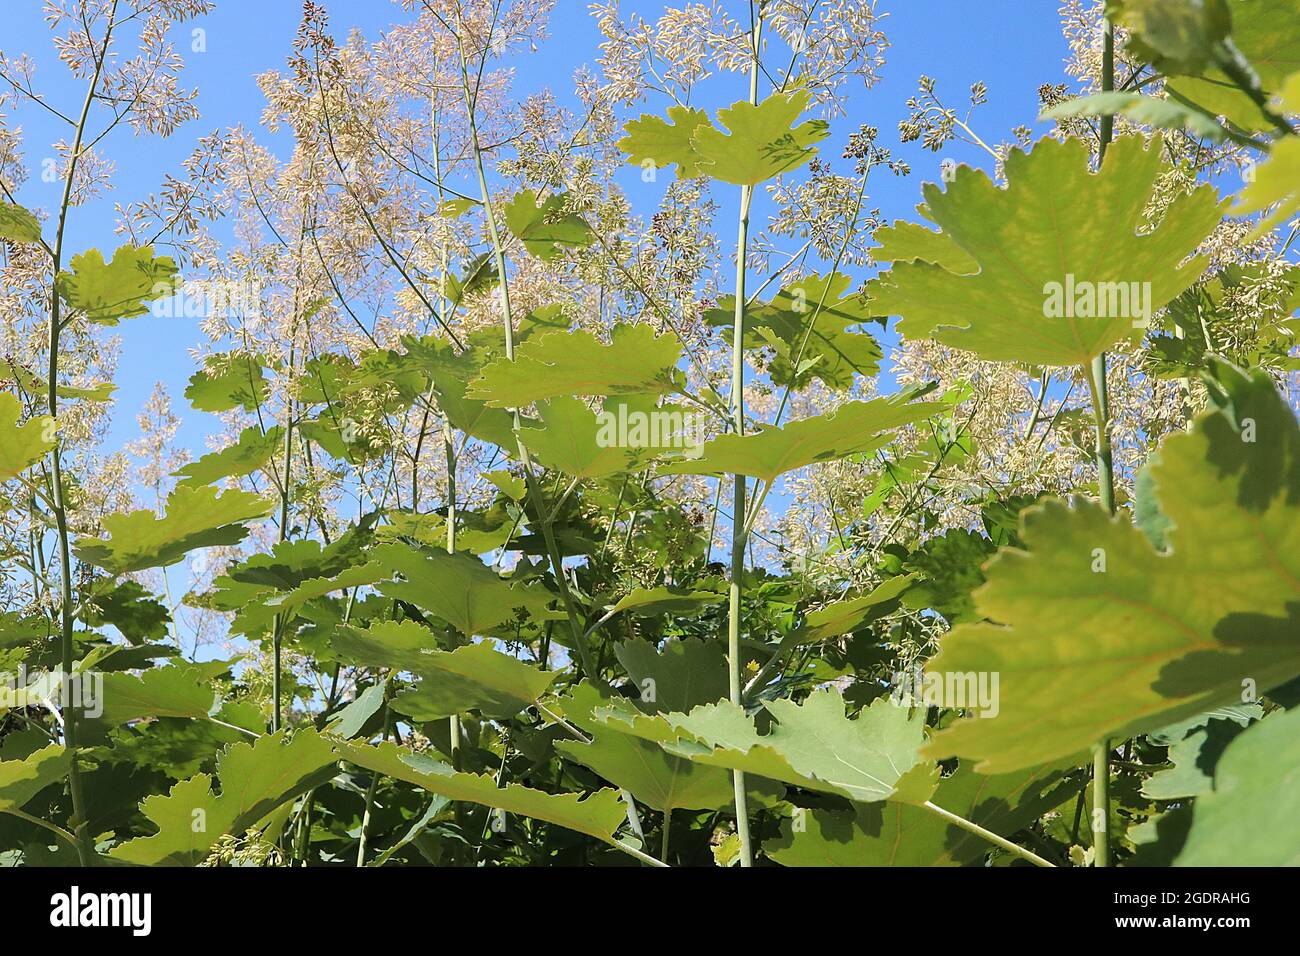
(46, 0), (121, 866)
(725, 4), (764, 871)
(271, 402), (294, 732)
(271, 224), (305, 733)
(455, 31), (602, 688)
(1087, 13), (1117, 867)
(1092, 741), (1110, 867)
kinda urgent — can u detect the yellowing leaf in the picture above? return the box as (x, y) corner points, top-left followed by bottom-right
(74, 486), (273, 574)
(871, 217), (979, 273)
(56, 245), (179, 325)
(867, 136), (1224, 366)
(0, 202), (42, 244)
(618, 105), (713, 178)
(110, 729), (338, 865)
(468, 324), (682, 408)
(924, 362), (1300, 773)
(0, 392), (54, 480)
(693, 90), (830, 186)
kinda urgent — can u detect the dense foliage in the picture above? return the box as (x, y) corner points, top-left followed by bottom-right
(0, 0), (1297, 868)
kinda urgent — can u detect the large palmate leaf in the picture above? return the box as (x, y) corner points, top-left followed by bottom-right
(1233, 72), (1300, 235)
(871, 217), (979, 273)
(1141, 705), (1260, 800)
(334, 738), (627, 844)
(0, 745), (69, 812)
(767, 761), (1078, 866)
(83, 580), (170, 643)
(0, 202), (42, 244)
(110, 729), (338, 865)
(517, 397), (637, 479)
(373, 543), (554, 636)
(468, 324), (682, 408)
(1175, 707), (1300, 865)
(553, 683), (739, 813)
(207, 531), (379, 636)
(0, 392), (54, 480)
(56, 245), (179, 325)
(692, 90), (830, 186)
(619, 91), (828, 185)
(1162, 0), (1300, 131)
(401, 333), (517, 448)
(612, 637), (729, 714)
(866, 136), (1224, 366)
(97, 665), (220, 725)
(1105, 0), (1232, 75)
(504, 190), (594, 261)
(618, 105), (713, 178)
(519, 394), (696, 478)
(924, 362), (1300, 773)
(596, 689), (932, 804)
(185, 353), (270, 413)
(661, 396), (944, 483)
(331, 621), (556, 720)
(705, 273), (883, 389)
(902, 529), (1001, 626)
(74, 486), (273, 574)
(173, 425), (282, 487)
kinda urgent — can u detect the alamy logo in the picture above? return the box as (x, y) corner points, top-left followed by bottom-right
(1, 665), (102, 719)
(890, 665), (1000, 718)
(150, 279), (263, 320)
(49, 886), (152, 936)
(594, 406), (705, 459)
(1043, 273), (1152, 329)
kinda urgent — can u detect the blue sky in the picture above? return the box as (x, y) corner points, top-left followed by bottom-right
(4, 0), (1072, 463)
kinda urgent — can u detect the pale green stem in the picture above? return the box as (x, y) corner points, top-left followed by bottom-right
(46, 0), (121, 866)
(921, 801), (1055, 868)
(1092, 741), (1110, 867)
(1087, 13), (1117, 867)
(726, 3), (764, 871)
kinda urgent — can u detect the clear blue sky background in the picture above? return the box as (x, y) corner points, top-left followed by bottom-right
(3, 0), (1071, 465)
